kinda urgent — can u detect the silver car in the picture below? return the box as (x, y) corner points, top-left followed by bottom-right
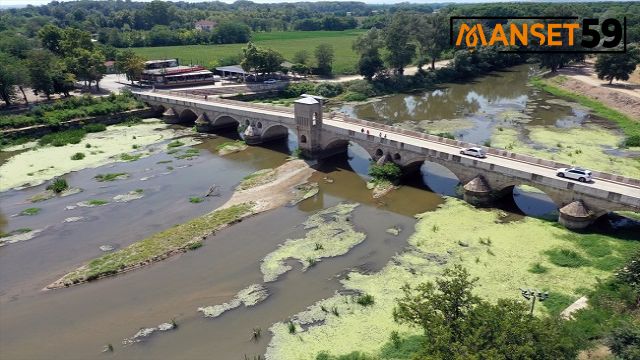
(556, 167), (593, 183)
(460, 147), (487, 158)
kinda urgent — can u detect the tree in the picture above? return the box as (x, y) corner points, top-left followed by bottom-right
(0, 52), (18, 106)
(116, 49), (145, 84)
(240, 43), (283, 77)
(394, 265), (577, 359)
(383, 13), (415, 75)
(292, 50), (309, 65)
(211, 22), (251, 44)
(607, 323), (640, 360)
(595, 47), (639, 84)
(38, 24), (64, 55)
(616, 250), (640, 305)
(13, 60), (31, 105)
(413, 14), (449, 70)
(26, 50), (56, 100)
(314, 43), (334, 76)
(353, 28), (385, 80)
(68, 49), (106, 90)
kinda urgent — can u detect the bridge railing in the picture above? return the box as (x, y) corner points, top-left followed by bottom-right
(150, 90), (294, 116)
(329, 113), (640, 188)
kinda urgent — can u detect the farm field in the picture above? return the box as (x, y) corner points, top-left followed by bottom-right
(132, 30), (365, 75)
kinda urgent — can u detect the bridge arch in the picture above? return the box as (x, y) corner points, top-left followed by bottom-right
(261, 124), (290, 143)
(178, 109), (198, 124)
(500, 184), (558, 218)
(212, 114), (240, 132)
(401, 158), (462, 197)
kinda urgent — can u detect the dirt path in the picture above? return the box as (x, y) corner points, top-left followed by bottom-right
(325, 60), (451, 83)
(551, 62), (640, 120)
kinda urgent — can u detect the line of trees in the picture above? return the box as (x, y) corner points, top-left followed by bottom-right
(239, 42), (335, 78)
(0, 23), (146, 107)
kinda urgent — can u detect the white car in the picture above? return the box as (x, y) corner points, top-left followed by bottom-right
(460, 147), (487, 158)
(556, 167), (593, 183)
(263, 79), (278, 84)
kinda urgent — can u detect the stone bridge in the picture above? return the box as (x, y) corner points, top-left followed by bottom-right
(135, 90), (640, 230)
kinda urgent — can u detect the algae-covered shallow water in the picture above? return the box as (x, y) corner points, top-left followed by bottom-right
(339, 64), (640, 178)
(1, 66), (639, 359)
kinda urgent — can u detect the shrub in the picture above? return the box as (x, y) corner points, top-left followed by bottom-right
(355, 294), (375, 306)
(83, 123), (107, 133)
(280, 82), (316, 98)
(368, 163), (401, 182)
(38, 129), (86, 147)
(529, 262), (549, 274)
(189, 197), (203, 203)
(46, 177), (69, 193)
(70, 152), (85, 160)
(346, 80), (377, 97)
(341, 91), (368, 102)
(546, 248), (589, 268)
(314, 83), (343, 98)
(19, 207), (41, 216)
(167, 140), (185, 148)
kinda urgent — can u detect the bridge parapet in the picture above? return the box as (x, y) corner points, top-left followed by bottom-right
(328, 113), (640, 188)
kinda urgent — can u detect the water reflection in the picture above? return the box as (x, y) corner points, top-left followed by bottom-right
(339, 65), (590, 144)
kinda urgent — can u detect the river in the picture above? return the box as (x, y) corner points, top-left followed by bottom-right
(0, 64), (637, 360)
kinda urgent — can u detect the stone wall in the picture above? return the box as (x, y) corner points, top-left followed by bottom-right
(1, 108), (158, 139)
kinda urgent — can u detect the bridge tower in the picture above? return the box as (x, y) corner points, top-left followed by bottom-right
(294, 96), (323, 158)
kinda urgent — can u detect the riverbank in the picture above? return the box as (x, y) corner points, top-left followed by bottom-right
(46, 159), (315, 289)
(530, 76), (640, 146)
(265, 198), (640, 359)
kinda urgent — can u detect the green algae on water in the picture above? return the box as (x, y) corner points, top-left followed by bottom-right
(261, 203), (365, 282)
(198, 284), (269, 318)
(237, 168), (277, 191)
(492, 126), (640, 178)
(265, 198), (640, 360)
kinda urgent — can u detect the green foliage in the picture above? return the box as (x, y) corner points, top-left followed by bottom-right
(189, 197), (203, 204)
(314, 83), (343, 98)
(315, 43), (335, 76)
(368, 163), (401, 183)
(528, 262), (549, 274)
(83, 123), (106, 133)
(70, 152), (85, 160)
(19, 207), (41, 216)
(546, 248), (590, 268)
(287, 321), (296, 334)
(94, 173), (128, 182)
(46, 177), (68, 193)
(87, 199), (108, 206)
(0, 92), (142, 130)
(38, 129), (86, 147)
(241, 42), (284, 75)
(607, 323), (640, 359)
(595, 46), (639, 84)
(187, 241), (203, 250)
(280, 82), (316, 98)
(393, 265), (577, 359)
(167, 140), (185, 148)
(119, 153), (142, 162)
(355, 294), (375, 307)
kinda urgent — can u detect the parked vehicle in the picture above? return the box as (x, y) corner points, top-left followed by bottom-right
(460, 147), (487, 158)
(263, 79), (278, 84)
(556, 167), (593, 183)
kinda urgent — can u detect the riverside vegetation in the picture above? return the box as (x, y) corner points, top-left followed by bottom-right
(49, 202), (253, 287)
(266, 199), (640, 359)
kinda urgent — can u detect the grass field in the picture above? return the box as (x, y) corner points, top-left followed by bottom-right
(132, 30), (365, 75)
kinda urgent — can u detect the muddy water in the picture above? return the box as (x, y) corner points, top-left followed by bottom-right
(339, 64), (591, 145)
(0, 109), (567, 358)
(0, 130), (441, 360)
